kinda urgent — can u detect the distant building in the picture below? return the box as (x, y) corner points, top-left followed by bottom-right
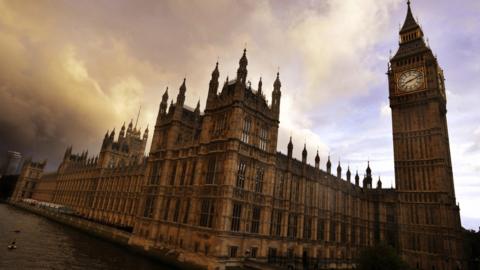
(11, 2), (465, 270)
(2, 151), (23, 176)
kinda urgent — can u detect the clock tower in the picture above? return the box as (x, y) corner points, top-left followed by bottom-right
(388, 1), (463, 269)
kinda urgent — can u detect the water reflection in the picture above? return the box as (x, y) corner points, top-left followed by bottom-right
(0, 204), (174, 270)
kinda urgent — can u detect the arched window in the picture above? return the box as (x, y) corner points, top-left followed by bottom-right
(241, 117), (252, 143)
(259, 126), (268, 151)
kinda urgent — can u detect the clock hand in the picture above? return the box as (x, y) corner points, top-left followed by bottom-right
(404, 75), (421, 84)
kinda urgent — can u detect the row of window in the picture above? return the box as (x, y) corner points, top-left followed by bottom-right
(236, 161), (264, 193)
(241, 118), (269, 151)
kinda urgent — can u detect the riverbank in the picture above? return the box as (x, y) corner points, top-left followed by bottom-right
(9, 202), (206, 270)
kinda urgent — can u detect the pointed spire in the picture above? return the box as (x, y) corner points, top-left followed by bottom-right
(274, 72), (281, 90)
(366, 160), (372, 175)
(128, 119), (133, 132)
(176, 78), (187, 108)
(400, 0), (420, 34)
(326, 155), (332, 174)
(162, 87), (169, 101)
(212, 61), (219, 78)
(237, 48), (248, 84)
(346, 166), (351, 182)
(337, 161), (342, 178)
(315, 150), (320, 168)
(179, 78), (186, 93)
(257, 77), (263, 95)
(377, 176), (382, 189)
(239, 48), (248, 67)
(195, 100), (200, 114)
(355, 170), (360, 186)
(302, 143), (307, 163)
(208, 62), (220, 100)
(287, 136), (293, 158)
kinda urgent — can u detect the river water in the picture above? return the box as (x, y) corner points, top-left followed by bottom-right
(0, 203), (174, 270)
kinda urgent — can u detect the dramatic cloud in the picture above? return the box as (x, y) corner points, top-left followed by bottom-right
(0, 0), (479, 229)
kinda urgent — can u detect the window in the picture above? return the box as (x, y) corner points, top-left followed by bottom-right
(205, 156), (217, 184)
(170, 161), (177, 185)
(183, 199), (190, 224)
(163, 198), (171, 221)
(149, 162), (160, 185)
(271, 210), (282, 237)
(317, 219), (325, 240)
(287, 214), (297, 239)
(143, 195), (155, 218)
(236, 161), (247, 188)
(254, 168), (264, 193)
(179, 162), (187, 185)
(250, 206), (261, 234)
(259, 126), (268, 151)
(199, 199), (215, 228)
(268, 248), (277, 263)
(229, 246), (238, 258)
(189, 160), (196, 185)
(330, 222), (336, 242)
(231, 203), (242, 231)
(241, 118), (251, 143)
(303, 217), (312, 240)
(275, 173), (284, 198)
(351, 225), (356, 244)
(250, 247), (258, 258)
(173, 199), (181, 222)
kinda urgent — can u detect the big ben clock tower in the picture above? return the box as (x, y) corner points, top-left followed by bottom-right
(388, 1), (464, 269)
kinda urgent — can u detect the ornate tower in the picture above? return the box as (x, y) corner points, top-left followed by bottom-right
(388, 1), (463, 268)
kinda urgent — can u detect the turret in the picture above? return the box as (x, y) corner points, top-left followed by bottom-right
(355, 170), (360, 186)
(315, 150), (320, 169)
(209, 62), (219, 98)
(287, 136), (293, 159)
(195, 100), (200, 116)
(177, 78), (187, 108)
(337, 161), (342, 178)
(377, 176), (382, 189)
(326, 155), (331, 174)
(119, 122), (126, 138)
(109, 129), (115, 141)
(302, 144), (307, 163)
(64, 146), (72, 159)
(271, 72), (281, 118)
(346, 166), (351, 182)
(158, 87), (169, 119)
(127, 120), (133, 137)
(237, 49), (248, 85)
(363, 162), (372, 189)
(257, 77), (263, 96)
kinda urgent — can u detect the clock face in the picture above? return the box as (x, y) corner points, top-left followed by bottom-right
(398, 69), (424, 92)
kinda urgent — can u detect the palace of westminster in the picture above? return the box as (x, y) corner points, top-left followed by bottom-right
(11, 2), (465, 270)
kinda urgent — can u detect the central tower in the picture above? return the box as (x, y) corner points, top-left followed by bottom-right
(388, 2), (463, 269)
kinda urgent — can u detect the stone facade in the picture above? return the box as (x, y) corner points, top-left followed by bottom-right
(11, 3), (464, 270)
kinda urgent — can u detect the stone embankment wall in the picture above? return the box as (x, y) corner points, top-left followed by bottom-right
(10, 202), (206, 270)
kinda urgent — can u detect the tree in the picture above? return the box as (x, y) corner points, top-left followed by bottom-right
(356, 243), (410, 270)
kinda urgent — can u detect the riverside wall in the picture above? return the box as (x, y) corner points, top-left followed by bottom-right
(10, 202), (208, 270)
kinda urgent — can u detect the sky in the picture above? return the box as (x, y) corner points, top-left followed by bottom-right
(0, 0), (479, 229)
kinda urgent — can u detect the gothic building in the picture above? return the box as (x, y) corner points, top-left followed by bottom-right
(12, 2), (464, 270)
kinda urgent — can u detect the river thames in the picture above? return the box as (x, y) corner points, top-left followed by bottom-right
(0, 203), (175, 270)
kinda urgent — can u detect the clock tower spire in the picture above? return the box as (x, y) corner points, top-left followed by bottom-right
(388, 1), (463, 268)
